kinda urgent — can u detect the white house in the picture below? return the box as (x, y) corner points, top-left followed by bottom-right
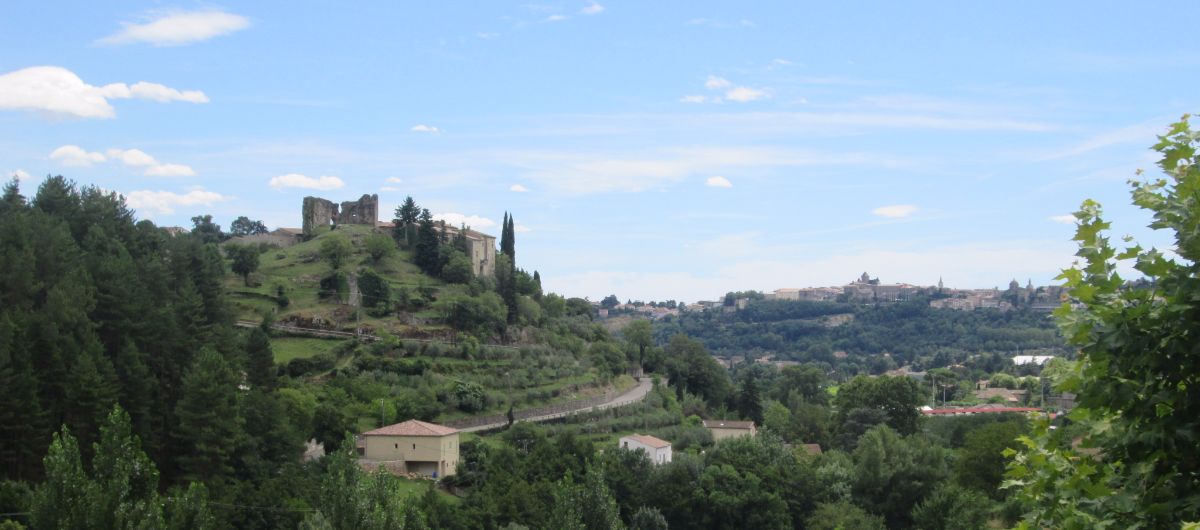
(618, 434), (672, 465)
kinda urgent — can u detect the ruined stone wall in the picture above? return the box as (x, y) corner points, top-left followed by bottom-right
(302, 197), (338, 237)
(337, 194), (379, 226)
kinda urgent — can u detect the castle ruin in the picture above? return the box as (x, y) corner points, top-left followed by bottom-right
(302, 194), (380, 237)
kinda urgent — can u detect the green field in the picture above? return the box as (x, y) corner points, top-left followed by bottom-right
(271, 336), (347, 364)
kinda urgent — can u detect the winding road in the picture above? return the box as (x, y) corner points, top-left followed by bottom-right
(458, 377), (656, 433)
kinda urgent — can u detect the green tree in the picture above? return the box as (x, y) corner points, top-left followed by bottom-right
(225, 243), (260, 286)
(174, 349), (242, 490)
(629, 506), (667, 530)
(623, 320), (653, 371)
(393, 196), (420, 246)
(414, 209), (440, 274)
(319, 234), (352, 271)
(851, 425), (948, 528)
(910, 484), (990, 530)
(365, 232), (395, 262)
(189, 214), (224, 244)
(440, 250), (474, 284)
(953, 420), (1025, 497)
(358, 268), (392, 314)
(1005, 116), (1200, 527)
(804, 501), (885, 530)
(244, 325), (275, 390)
(228, 216), (267, 237)
(834, 375), (923, 436)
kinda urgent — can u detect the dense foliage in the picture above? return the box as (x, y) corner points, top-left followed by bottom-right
(1005, 117), (1200, 528)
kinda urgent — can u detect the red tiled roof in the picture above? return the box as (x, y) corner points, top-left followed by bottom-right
(702, 419), (756, 430)
(922, 407), (1040, 415)
(622, 434), (671, 449)
(362, 419), (459, 437)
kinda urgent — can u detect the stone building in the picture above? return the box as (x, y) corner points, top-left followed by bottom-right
(301, 194), (380, 237)
(359, 419), (460, 478)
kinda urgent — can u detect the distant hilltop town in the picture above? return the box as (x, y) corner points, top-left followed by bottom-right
(759, 272), (1066, 312)
(597, 272), (1068, 320)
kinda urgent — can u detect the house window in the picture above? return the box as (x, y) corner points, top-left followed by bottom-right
(412, 444), (416, 450)
(394, 443), (398, 449)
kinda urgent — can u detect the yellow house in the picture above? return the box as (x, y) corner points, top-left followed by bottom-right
(702, 419), (757, 442)
(361, 419), (460, 477)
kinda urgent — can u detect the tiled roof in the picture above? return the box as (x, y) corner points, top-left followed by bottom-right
(622, 434), (671, 449)
(362, 419), (459, 437)
(702, 419), (755, 430)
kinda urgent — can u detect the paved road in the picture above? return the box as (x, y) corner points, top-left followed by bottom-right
(459, 377), (656, 433)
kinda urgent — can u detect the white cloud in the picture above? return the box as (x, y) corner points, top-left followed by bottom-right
(545, 14), (569, 22)
(380, 186), (400, 192)
(9, 169), (31, 182)
(581, 2), (605, 15)
(705, 176), (733, 188)
(124, 188), (228, 215)
(514, 223), (532, 233)
(0, 66), (207, 119)
(1048, 214), (1076, 224)
(386, 177), (404, 183)
(680, 95), (709, 104)
(871, 204), (919, 218)
(268, 173), (345, 190)
(103, 81), (209, 103)
(1039, 122), (1163, 160)
(771, 58), (794, 66)
(106, 148), (158, 167)
(432, 212), (497, 229)
(705, 76), (731, 90)
(725, 86), (766, 102)
(98, 9), (250, 46)
(477, 32), (500, 39)
(510, 184), (529, 192)
(144, 163), (196, 177)
(411, 124), (441, 133)
(50, 145), (106, 166)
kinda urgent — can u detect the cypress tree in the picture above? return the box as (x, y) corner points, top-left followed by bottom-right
(414, 209), (440, 275)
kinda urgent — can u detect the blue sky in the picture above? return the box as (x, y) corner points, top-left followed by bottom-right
(2, 2), (1197, 302)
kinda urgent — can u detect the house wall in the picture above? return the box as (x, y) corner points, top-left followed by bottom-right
(362, 433), (460, 477)
(619, 438), (672, 464)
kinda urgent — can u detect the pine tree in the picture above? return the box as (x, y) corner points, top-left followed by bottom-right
(174, 349), (242, 490)
(414, 208), (440, 275)
(244, 325), (275, 390)
(0, 312), (46, 481)
(112, 340), (155, 447)
(63, 350), (119, 462)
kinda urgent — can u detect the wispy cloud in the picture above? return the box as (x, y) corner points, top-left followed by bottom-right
(386, 177), (403, 183)
(510, 184), (530, 192)
(268, 173), (345, 190)
(1039, 121), (1163, 160)
(705, 176), (732, 188)
(125, 188), (228, 215)
(1048, 214), (1076, 224)
(98, 9), (250, 46)
(580, 2), (605, 15)
(411, 124), (441, 133)
(8, 169), (32, 182)
(872, 204), (918, 218)
(544, 14), (569, 22)
(685, 74), (767, 104)
(0, 66), (207, 119)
